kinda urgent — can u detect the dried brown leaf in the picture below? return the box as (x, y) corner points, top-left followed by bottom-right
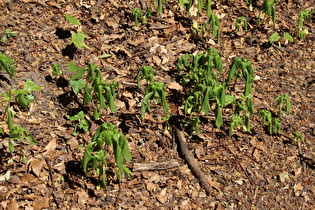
(67, 137), (79, 151)
(6, 199), (18, 210)
(156, 187), (168, 204)
(28, 158), (45, 177)
(42, 139), (56, 155)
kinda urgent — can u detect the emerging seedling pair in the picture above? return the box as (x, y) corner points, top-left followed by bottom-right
(65, 14), (90, 50)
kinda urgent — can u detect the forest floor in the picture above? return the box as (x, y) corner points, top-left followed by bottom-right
(0, 0), (315, 209)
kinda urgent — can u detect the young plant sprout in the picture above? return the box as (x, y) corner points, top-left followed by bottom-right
(259, 0), (276, 25)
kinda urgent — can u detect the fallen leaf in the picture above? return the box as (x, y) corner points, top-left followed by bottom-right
(28, 158), (45, 177)
(78, 190), (89, 205)
(20, 173), (37, 184)
(167, 82), (183, 91)
(67, 137), (79, 150)
(42, 139), (56, 155)
(33, 198), (49, 210)
(6, 199), (18, 210)
(156, 187), (168, 204)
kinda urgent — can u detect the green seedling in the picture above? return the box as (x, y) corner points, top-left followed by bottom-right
(131, 8), (148, 27)
(226, 58), (254, 97)
(197, 0), (212, 17)
(67, 111), (90, 136)
(259, 0), (276, 25)
(298, 28), (309, 39)
(298, 9), (313, 30)
(202, 13), (220, 44)
(1, 81), (40, 153)
(178, 48), (236, 132)
(235, 16), (248, 32)
(157, 0), (168, 14)
(71, 31), (90, 49)
(229, 95), (254, 136)
(275, 93), (291, 116)
(52, 63), (62, 78)
(0, 53), (16, 78)
(260, 110), (281, 135)
(245, 0), (253, 11)
(230, 114), (243, 136)
(138, 66), (169, 119)
(293, 131), (303, 143)
(137, 65), (154, 89)
(178, 48), (256, 134)
(12, 80), (41, 109)
(68, 62), (118, 119)
(297, 9), (314, 39)
(0, 29), (18, 43)
(65, 14), (90, 49)
(179, 0), (211, 16)
(269, 32), (293, 47)
(259, 94), (291, 135)
(82, 122), (131, 188)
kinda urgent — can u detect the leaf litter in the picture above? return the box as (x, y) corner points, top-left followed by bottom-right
(0, 0), (315, 209)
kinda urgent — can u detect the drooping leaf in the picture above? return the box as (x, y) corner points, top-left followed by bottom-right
(215, 101), (223, 128)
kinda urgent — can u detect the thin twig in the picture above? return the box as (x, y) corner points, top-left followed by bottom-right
(271, 42), (300, 55)
(44, 157), (61, 208)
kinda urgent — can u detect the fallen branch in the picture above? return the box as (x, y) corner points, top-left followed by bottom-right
(172, 126), (215, 195)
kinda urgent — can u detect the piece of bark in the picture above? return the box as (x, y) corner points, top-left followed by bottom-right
(133, 159), (180, 171)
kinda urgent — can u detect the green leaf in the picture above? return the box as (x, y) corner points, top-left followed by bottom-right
(72, 31), (90, 49)
(65, 14), (81, 25)
(246, 96), (255, 114)
(0, 54), (16, 78)
(224, 95), (236, 106)
(68, 61), (84, 73)
(70, 79), (85, 95)
(269, 32), (280, 43)
(24, 80), (41, 92)
(201, 87), (211, 114)
(82, 142), (95, 173)
(83, 85), (92, 106)
(8, 140), (14, 153)
(104, 86), (117, 113)
(140, 92), (153, 118)
(67, 111), (85, 121)
(93, 107), (101, 120)
(16, 93), (34, 108)
(215, 102), (223, 128)
(283, 32), (293, 42)
(25, 132), (36, 146)
(119, 134), (132, 163)
(52, 63), (62, 77)
(99, 54), (112, 59)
